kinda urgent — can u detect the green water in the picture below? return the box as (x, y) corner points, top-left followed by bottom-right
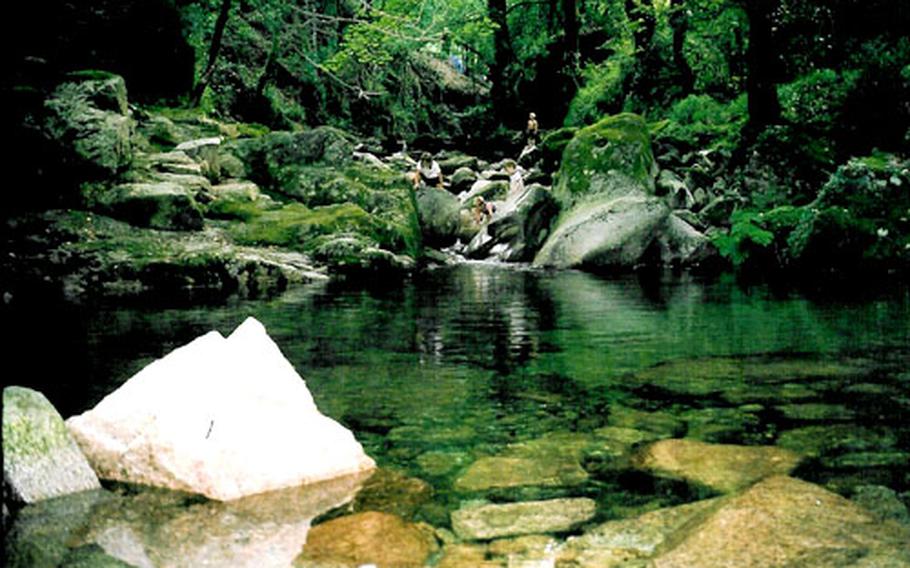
(5, 265), (910, 564)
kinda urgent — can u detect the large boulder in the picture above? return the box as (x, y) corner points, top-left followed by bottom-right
(557, 476), (910, 567)
(631, 439), (803, 493)
(652, 214), (716, 266)
(40, 72), (134, 177)
(650, 476), (910, 567)
(416, 187), (463, 247)
(3, 387), (100, 506)
(66, 317), (375, 501)
(533, 114), (668, 270)
(534, 195), (669, 269)
(465, 184), (559, 262)
(85, 181), (204, 230)
(226, 127), (355, 185)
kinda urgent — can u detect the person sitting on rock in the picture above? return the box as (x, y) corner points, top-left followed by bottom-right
(473, 196), (495, 224)
(413, 152), (445, 190)
(504, 160), (525, 199)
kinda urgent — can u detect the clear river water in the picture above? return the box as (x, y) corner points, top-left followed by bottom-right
(5, 264), (909, 566)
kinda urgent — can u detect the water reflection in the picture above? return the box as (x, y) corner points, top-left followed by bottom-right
(6, 471), (371, 568)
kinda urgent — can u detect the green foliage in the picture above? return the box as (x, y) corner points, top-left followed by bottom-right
(655, 94), (747, 151)
(565, 50), (634, 127)
(778, 69), (859, 133)
(710, 210), (773, 267)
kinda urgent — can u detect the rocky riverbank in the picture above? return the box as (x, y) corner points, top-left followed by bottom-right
(4, 71), (726, 307)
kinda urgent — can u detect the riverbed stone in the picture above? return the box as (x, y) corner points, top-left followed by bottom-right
(776, 402), (856, 422)
(631, 439), (802, 493)
(680, 407), (760, 443)
(3, 386), (101, 505)
(776, 424), (898, 457)
(648, 476), (910, 567)
(350, 468), (434, 518)
(417, 451), (472, 477)
(66, 317), (375, 501)
(626, 355), (867, 400)
(606, 406), (684, 438)
(437, 543), (502, 568)
(454, 456), (589, 492)
(295, 511), (438, 567)
(451, 498), (597, 540)
(556, 498), (719, 567)
(455, 431), (592, 492)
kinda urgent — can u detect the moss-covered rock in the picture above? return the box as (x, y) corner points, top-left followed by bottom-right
(533, 114), (668, 270)
(39, 73), (134, 178)
(226, 126), (355, 186)
(538, 126), (579, 174)
(3, 387), (101, 505)
(552, 114), (657, 210)
(85, 182), (204, 231)
(0, 210), (325, 302)
(416, 187), (463, 247)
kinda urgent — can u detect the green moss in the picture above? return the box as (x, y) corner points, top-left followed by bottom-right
(2, 387), (71, 460)
(553, 113), (655, 208)
(206, 200), (264, 222)
(229, 202), (377, 250)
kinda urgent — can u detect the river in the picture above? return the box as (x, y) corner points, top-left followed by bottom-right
(5, 264), (909, 565)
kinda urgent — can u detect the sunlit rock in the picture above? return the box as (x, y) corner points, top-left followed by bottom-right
(3, 386), (100, 505)
(294, 511), (439, 567)
(632, 439), (802, 493)
(650, 476), (910, 567)
(67, 317), (375, 501)
(451, 498), (596, 540)
(556, 498), (719, 567)
(454, 432), (594, 492)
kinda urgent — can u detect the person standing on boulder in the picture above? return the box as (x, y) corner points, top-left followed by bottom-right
(525, 112), (540, 148)
(413, 152), (445, 190)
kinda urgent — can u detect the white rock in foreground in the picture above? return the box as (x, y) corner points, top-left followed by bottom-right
(66, 317), (375, 501)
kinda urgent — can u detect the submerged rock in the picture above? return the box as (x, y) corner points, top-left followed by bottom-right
(67, 317), (375, 501)
(454, 432), (593, 492)
(451, 498), (597, 540)
(3, 386), (101, 506)
(649, 476), (910, 567)
(454, 456), (589, 492)
(556, 498), (719, 567)
(632, 439), (802, 493)
(295, 511), (439, 567)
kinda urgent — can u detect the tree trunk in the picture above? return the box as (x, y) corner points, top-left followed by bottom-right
(488, 0), (514, 124)
(743, 0), (781, 131)
(192, 0), (233, 106)
(669, 0), (694, 94)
